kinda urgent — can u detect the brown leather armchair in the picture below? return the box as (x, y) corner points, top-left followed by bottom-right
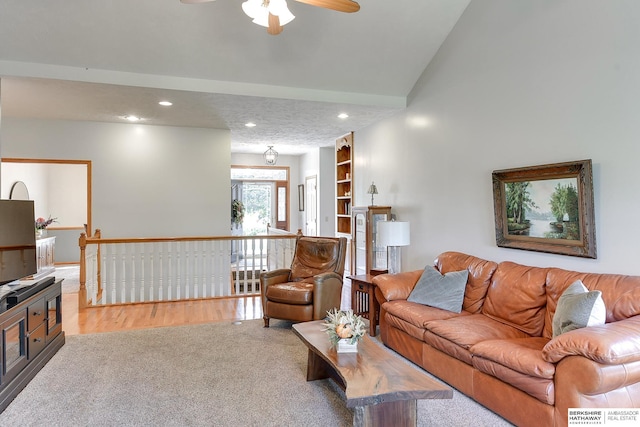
(260, 235), (347, 327)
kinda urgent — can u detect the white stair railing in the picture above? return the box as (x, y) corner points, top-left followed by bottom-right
(79, 230), (300, 307)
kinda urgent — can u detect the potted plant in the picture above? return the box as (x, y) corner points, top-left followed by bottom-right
(323, 308), (366, 353)
(35, 216), (57, 238)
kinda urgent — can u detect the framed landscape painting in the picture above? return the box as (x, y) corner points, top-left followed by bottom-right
(492, 159), (597, 258)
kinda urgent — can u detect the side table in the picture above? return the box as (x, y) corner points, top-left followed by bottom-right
(349, 274), (380, 336)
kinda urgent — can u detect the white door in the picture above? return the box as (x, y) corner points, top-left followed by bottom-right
(305, 175), (318, 236)
(241, 182), (274, 235)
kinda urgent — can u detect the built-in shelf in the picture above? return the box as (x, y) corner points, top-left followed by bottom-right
(336, 132), (353, 276)
(336, 132), (353, 236)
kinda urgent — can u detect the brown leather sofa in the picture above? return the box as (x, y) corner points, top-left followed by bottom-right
(260, 235), (347, 327)
(373, 251), (640, 427)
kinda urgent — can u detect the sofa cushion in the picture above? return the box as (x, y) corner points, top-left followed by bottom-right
(470, 337), (554, 379)
(383, 300), (466, 327)
(426, 314), (531, 348)
(472, 355), (555, 405)
(265, 282), (313, 305)
(384, 313), (429, 343)
(383, 300), (469, 342)
(434, 251), (498, 314)
(471, 337), (555, 405)
(482, 261), (548, 336)
(552, 280), (605, 337)
(423, 314), (531, 365)
(424, 330), (475, 365)
(543, 268), (640, 338)
(407, 266), (468, 313)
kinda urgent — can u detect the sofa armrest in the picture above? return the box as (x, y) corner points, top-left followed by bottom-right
(543, 315), (640, 364)
(259, 268), (291, 312)
(372, 270), (423, 302)
(313, 272), (343, 320)
(555, 355), (640, 424)
(260, 269), (291, 287)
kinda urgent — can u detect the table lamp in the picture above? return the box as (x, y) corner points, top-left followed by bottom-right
(377, 220), (410, 274)
(366, 182), (378, 206)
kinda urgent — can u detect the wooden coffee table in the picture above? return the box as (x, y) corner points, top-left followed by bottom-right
(292, 320), (452, 427)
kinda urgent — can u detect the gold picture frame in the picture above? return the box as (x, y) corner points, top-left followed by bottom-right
(492, 159), (597, 258)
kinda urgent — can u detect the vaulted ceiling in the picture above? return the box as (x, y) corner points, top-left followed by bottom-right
(0, 0), (470, 154)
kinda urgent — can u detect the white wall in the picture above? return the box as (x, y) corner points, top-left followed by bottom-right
(355, 0), (640, 275)
(47, 163), (87, 226)
(299, 148), (319, 235)
(1, 118), (231, 238)
(319, 146), (335, 236)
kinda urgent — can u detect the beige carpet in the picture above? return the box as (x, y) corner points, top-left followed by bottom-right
(54, 265), (80, 293)
(0, 320), (513, 426)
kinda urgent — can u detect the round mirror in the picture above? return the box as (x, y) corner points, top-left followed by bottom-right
(9, 181), (30, 200)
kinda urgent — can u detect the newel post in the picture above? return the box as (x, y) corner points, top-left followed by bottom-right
(78, 232), (87, 309)
(94, 229), (102, 296)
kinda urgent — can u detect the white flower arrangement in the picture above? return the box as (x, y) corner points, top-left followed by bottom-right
(323, 308), (366, 347)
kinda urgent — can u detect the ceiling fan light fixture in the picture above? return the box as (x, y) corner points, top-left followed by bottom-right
(241, 0), (263, 19)
(252, 13), (270, 28)
(243, 0), (294, 28)
(269, 0), (295, 25)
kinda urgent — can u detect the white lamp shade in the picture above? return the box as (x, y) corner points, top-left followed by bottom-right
(378, 221), (410, 247)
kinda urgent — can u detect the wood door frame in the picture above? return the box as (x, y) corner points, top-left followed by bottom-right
(231, 165), (290, 232)
(275, 180), (289, 231)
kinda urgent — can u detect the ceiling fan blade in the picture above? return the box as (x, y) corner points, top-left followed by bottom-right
(294, 0), (360, 13)
(180, 0), (215, 4)
(267, 13), (283, 35)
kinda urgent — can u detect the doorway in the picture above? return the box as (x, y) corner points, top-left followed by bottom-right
(1, 157), (92, 264)
(241, 182), (274, 235)
(230, 166), (290, 234)
(305, 175), (318, 236)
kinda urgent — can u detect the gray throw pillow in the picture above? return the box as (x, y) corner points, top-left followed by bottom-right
(552, 280), (606, 338)
(407, 266), (469, 313)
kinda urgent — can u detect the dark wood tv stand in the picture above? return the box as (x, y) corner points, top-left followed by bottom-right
(0, 278), (65, 412)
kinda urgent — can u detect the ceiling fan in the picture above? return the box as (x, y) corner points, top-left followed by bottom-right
(180, 0), (360, 35)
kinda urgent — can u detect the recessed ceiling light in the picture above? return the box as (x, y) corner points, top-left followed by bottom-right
(122, 115), (142, 122)
(158, 101), (173, 106)
(338, 113), (349, 119)
(245, 122), (257, 128)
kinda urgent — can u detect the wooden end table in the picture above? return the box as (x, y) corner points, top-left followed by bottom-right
(293, 320), (452, 427)
(349, 274), (380, 336)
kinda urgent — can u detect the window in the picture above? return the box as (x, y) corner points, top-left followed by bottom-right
(231, 166), (290, 234)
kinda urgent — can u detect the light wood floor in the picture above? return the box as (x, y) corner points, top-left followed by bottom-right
(62, 292), (263, 335)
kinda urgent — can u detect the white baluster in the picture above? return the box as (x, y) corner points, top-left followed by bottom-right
(158, 242), (164, 301)
(121, 244), (127, 303)
(139, 244), (145, 303)
(110, 245), (117, 304)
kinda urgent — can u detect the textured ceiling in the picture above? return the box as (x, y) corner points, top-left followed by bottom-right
(0, 0), (470, 154)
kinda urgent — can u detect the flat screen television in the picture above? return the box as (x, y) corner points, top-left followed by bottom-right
(0, 199), (37, 285)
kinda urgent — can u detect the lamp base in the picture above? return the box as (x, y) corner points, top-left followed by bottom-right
(388, 246), (402, 274)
